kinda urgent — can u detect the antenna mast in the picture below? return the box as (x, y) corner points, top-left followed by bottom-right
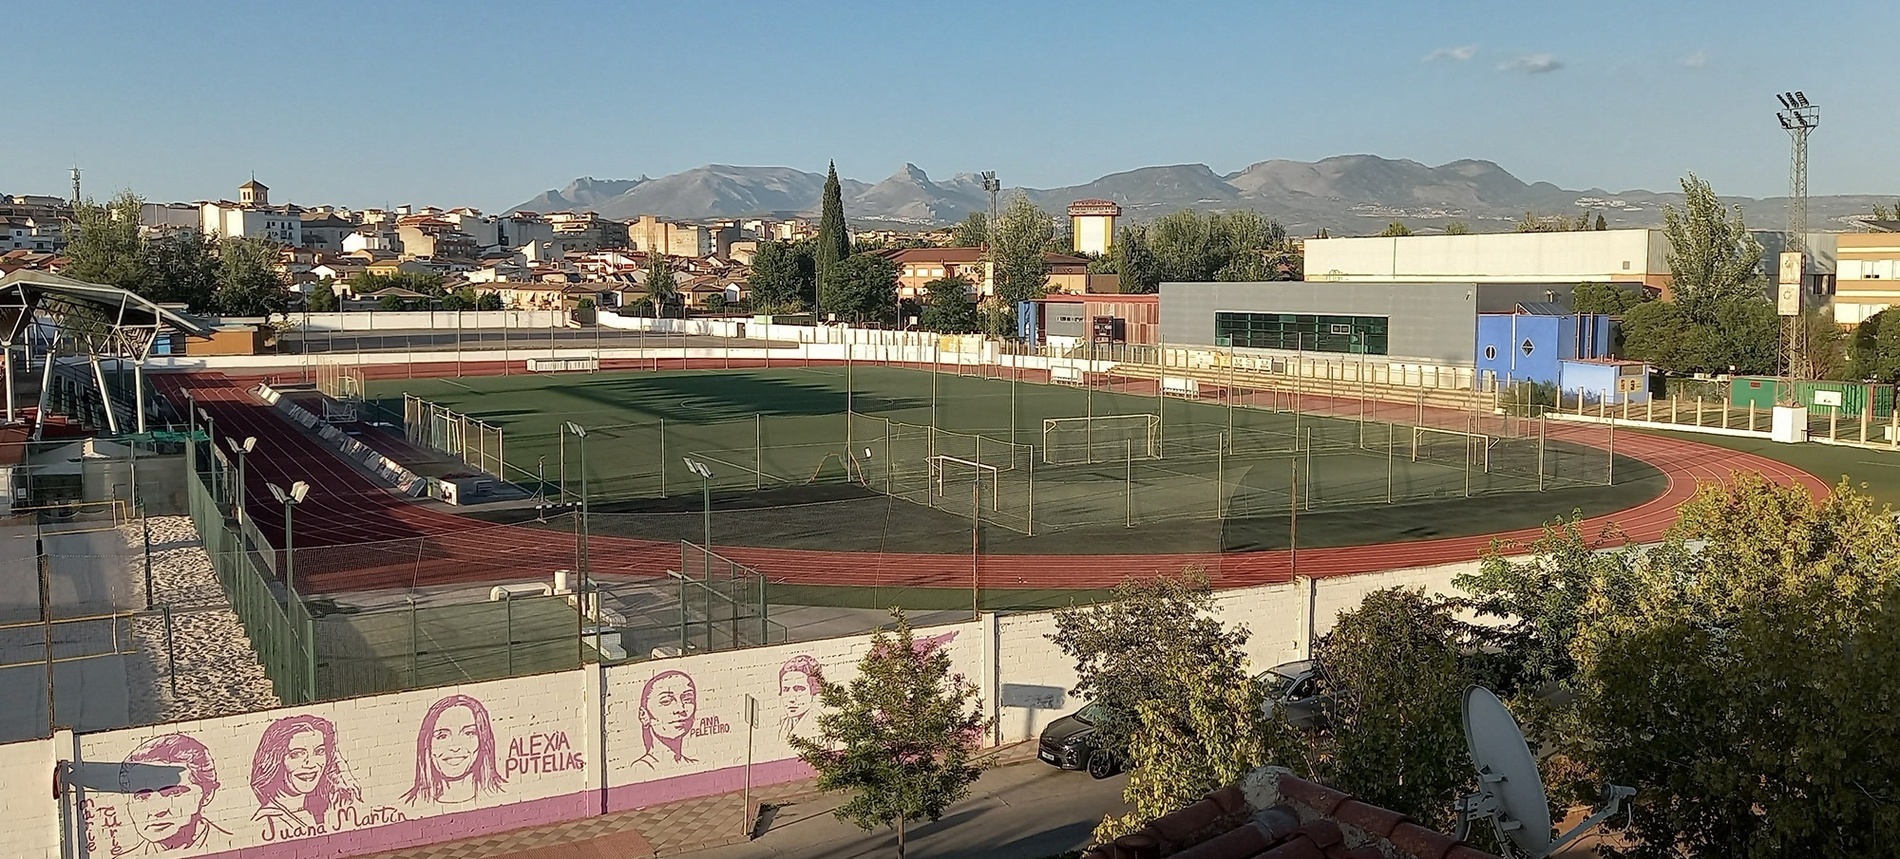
(69, 166), (81, 205)
(1775, 91), (1819, 383)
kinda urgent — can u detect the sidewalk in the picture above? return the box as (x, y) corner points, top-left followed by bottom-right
(360, 742), (1047, 859)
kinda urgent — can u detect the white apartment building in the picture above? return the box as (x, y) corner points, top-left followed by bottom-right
(199, 179), (300, 244)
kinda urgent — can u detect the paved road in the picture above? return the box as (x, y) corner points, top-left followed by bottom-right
(0, 520), (137, 742)
(675, 760), (1129, 859)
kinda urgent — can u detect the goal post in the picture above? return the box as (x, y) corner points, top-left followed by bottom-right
(1410, 425), (1495, 473)
(927, 454), (1000, 510)
(1041, 414), (1161, 465)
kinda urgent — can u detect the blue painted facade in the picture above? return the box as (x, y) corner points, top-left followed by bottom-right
(1475, 312), (1647, 403)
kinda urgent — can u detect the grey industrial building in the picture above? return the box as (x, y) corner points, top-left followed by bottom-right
(1157, 281), (1586, 366)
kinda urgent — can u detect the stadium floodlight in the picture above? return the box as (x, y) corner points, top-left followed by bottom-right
(683, 457), (714, 552)
(1776, 92), (1793, 108)
(1795, 91), (1809, 107)
(225, 435), (258, 523)
(265, 480), (311, 591)
(564, 420), (586, 438)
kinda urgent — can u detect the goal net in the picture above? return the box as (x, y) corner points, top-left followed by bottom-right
(927, 455), (1000, 510)
(1410, 426), (1497, 473)
(1042, 414), (1161, 465)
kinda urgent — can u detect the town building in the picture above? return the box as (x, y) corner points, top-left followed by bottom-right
(883, 247), (1100, 300)
(396, 215), (480, 262)
(298, 211), (357, 251)
(199, 179), (302, 245)
(1068, 199), (1121, 256)
(548, 212), (628, 252)
(1305, 229), (1673, 294)
(1826, 228), (1900, 325)
(1019, 294), (1160, 347)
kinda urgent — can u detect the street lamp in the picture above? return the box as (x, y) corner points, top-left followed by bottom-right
(564, 421), (595, 662)
(196, 407), (219, 501)
(266, 481), (310, 591)
(225, 436), (256, 524)
(683, 457), (713, 552)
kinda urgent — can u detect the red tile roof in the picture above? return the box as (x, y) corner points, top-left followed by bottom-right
(1082, 768), (1498, 859)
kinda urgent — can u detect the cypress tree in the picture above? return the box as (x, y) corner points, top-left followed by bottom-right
(816, 161), (849, 317)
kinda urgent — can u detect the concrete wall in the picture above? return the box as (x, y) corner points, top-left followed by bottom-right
(1159, 281), (1483, 364)
(1305, 230), (1668, 284)
(221, 312), (571, 332)
(2, 558), (1480, 859)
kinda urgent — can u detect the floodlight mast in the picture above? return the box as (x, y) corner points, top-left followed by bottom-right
(1775, 89), (1820, 384)
(683, 457), (713, 552)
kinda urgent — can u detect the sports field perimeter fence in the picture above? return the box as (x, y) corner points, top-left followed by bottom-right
(384, 357), (1619, 537)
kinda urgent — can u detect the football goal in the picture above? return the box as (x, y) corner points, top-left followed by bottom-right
(1410, 426), (1498, 473)
(927, 455), (1000, 510)
(1041, 414), (1161, 465)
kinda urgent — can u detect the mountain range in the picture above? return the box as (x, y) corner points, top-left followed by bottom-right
(511, 156), (1888, 235)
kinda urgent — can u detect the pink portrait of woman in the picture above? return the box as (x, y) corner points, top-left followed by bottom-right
(249, 714), (360, 834)
(777, 655), (821, 739)
(122, 734), (232, 854)
(404, 694), (505, 807)
(632, 670), (699, 769)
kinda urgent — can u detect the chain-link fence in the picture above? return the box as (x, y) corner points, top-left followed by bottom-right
(402, 393), (506, 477)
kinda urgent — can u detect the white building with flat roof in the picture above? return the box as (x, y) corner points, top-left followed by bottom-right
(1305, 228), (1674, 295)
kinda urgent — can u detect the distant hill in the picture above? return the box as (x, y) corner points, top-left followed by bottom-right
(511, 156), (1889, 235)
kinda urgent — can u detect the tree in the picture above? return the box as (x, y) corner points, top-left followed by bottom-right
(307, 278), (339, 313)
(1874, 313), (1900, 383)
(1114, 210), (1296, 293)
(1315, 588), (1472, 831)
(1663, 174), (1765, 317)
(747, 240), (807, 313)
(948, 212), (988, 248)
(1620, 300), (1695, 371)
(63, 191), (149, 293)
(703, 293), (728, 313)
(1443, 221), (1471, 235)
(1096, 641), (1308, 842)
(1570, 282), (1650, 316)
(1802, 307), (1850, 381)
(1458, 514), (1639, 695)
(1047, 572), (1249, 763)
(789, 610), (989, 859)
(826, 253), (899, 323)
(1595, 213), (1609, 231)
(1515, 211), (1593, 233)
(141, 230), (220, 310)
(1376, 221), (1413, 237)
(976, 297), (1013, 339)
(439, 292), (472, 311)
(918, 276), (977, 333)
(378, 294), (407, 311)
(991, 193), (1053, 305)
(475, 292), (503, 311)
(1872, 201), (1900, 221)
(215, 236), (288, 317)
(1112, 225), (1162, 293)
(1569, 475), (1900, 858)
(644, 253), (678, 318)
(815, 161), (850, 316)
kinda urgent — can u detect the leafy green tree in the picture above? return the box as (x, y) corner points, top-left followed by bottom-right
(1096, 641), (1308, 842)
(378, 294), (407, 311)
(703, 293), (728, 313)
(1873, 313), (1900, 383)
(789, 610), (990, 859)
(1803, 307), (1850, 381)
(827, 253), (899, 323)
(1872, 201), (1899, 221)
(1570, 475), (1900, 858)
(475, 292), (503, 311)
(440, 292), (472, 311)
(306, 278), (339, 313)
(1595, 213), (1609, 231)
(215, 236), (288, 317)
(1700, 297), (1779, 375)
(918, 276), (977, 333)
(815, 162), (850, 316)
(1620, 300), (1694, 371)
(644, 253), (677, 318)
(142, 230), (220, 310)
(948, 211), (988, 248)
(1113, 210), (1295, 292)
(976, 297), (1013, 339)
(992, 193), (1053, 307)
(63, 191), (149, 293)
(1377, 221), (1413, 237)
(1112, 225), (1162, 293)
(1849, 310), (1883, 379)
(1663, 174), (1765, 317)
(1444, 221), (1471, 235)
(1048, 572), (1249, 763)
(747, 240), (807, 313)
(1459, 514), (1638, 695)
(346, 270), (444, 296)
(1570, 283), (1650, 316)
(1315, 588), (1472, 830)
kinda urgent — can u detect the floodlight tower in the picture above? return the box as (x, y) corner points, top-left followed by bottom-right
(1776, 91), (1819, 382)
(981, 171), (1001, 295)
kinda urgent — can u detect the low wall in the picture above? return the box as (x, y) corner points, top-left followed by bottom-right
(221, 311), (572, 332)
(3, 558), (1479, 859)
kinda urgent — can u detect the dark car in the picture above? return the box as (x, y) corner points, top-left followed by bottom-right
(1257, 659), (1330, 731)
(1037, 702), (1121, 778)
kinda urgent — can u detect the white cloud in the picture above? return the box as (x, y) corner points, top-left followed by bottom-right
(1682, 50), (1708, 68)
(1498, 53), (1564, 75)
(1424, 45), (1477, 62)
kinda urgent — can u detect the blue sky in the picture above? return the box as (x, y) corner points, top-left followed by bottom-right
(9, 0), (1893, 210)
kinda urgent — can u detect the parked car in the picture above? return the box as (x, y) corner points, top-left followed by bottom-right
(1037, 702), (1121, 778)
(1257, 659), (1330, 731)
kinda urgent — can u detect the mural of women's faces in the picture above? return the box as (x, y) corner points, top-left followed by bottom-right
(119, 733), (233, 855)
(249, 714), (360, 838)
(405, 694), (506, 807)
(633, 670), (698, 769)
(776, 655), (821, 739)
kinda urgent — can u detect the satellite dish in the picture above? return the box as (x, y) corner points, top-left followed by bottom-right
(1458, 686), (1633, 859)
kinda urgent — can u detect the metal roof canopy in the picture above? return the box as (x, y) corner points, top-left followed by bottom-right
(0, 270), (214, 361)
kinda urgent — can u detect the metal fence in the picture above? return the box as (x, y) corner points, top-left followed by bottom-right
(402, 393), (507, 477)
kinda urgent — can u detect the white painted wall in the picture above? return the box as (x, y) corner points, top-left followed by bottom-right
(1306, 229), (1666, 283)
(1, 559), (1476, 858)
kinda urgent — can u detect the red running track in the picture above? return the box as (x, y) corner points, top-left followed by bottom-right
(157, 370), (1828, 595)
